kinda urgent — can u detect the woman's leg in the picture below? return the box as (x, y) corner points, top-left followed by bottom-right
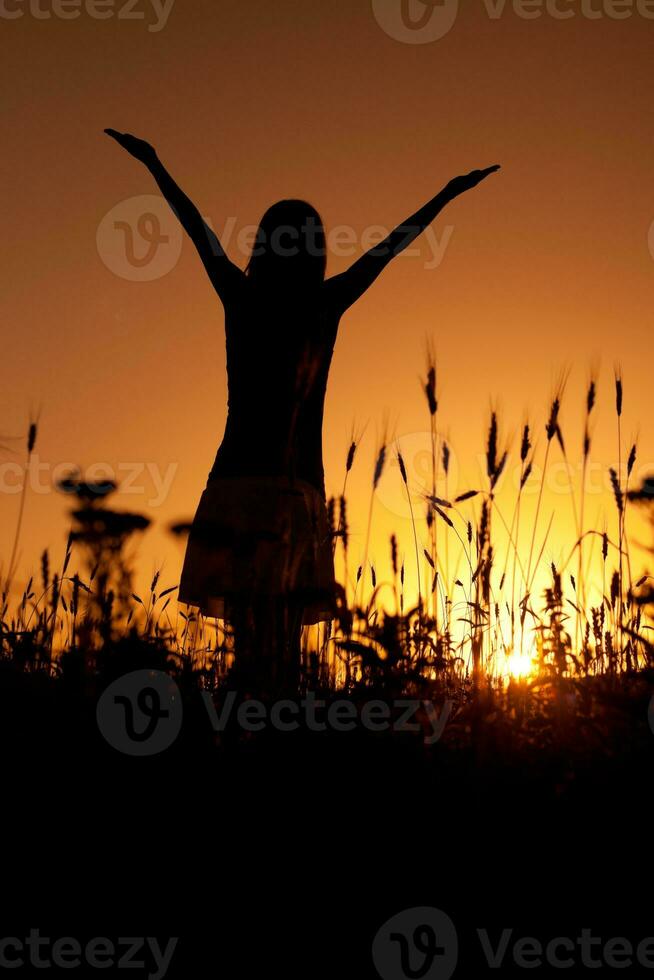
(273, 596), (304, 693)
(230, 599), (260, 689)
(231, 594), (304, 694)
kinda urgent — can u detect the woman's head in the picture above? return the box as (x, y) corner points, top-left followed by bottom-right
(246, 199), (326, 288)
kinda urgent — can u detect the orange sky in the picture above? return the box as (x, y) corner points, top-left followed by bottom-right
(2, 1), (653, 615)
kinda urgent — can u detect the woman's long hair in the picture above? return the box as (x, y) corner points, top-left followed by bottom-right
(246, 199), (327, 289)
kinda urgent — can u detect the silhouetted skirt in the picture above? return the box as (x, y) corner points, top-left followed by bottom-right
(178, 476), (336, 625)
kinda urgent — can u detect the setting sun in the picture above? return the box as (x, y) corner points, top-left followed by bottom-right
(504, 648), (537, 679)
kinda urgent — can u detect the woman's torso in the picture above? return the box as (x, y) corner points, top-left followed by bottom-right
(208, 280), (341, 496)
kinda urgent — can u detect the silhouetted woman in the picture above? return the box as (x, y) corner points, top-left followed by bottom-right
(105, 128), (499, 688)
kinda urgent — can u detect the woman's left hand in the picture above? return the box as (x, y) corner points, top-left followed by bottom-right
(104, 129), (157, 164)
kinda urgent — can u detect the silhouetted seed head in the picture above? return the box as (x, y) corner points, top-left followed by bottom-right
(546, 398), (560, 442)
(628, 443), (637, 477)
(390, 534), (398, 576)
(587, 379), (596, 415)
(520, 461), (533, 490)
(27, 423), (37, 454)
(327, 497), (336, 534)
(486, 413), (498, 480)
(499, 572), (505, 591)
(455, 490), (479, 503)
(426, 506), (434, 529)
(434, 505), (454, 529)
(520, 424), (531, 463)
(425, 364), (437, 416)
(615, 369), (623, 418)
(397, 451), (408, 486)
(72, 574), (80, 617)
(479, 501), (489, 548)
(424, 548), (435, 569)
(611, 570), (619, 607)
(150, 570), (160, 594)
(584, 432), (591, 459)
(427, 494), (452, 508)
(373, 444), (386, 489)
(41, 550), (49, 591)
(356, 565), (362, 584)
(467, 521), (473, 544)
(370, 564), (376, 588)
(602, 532), (608, 562)
(400, 562), (405, 587)
(591, 607), (601, 638)
(62, 542), (72, 576)
(442, 441), (450, 475)
(570, 574), (576, 593)
(346, 441), (357, 473)
(609, 468), (623, 515)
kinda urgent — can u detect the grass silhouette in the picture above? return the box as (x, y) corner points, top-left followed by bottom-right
(1, 351), (653, 802)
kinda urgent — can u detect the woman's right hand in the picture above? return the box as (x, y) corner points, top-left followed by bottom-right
(104, 129), (157, 164)
(446, 165), (501, 197)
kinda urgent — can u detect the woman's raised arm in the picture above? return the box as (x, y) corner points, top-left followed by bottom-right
(327, 165), (500, 312)
(104, 129), (244, 299)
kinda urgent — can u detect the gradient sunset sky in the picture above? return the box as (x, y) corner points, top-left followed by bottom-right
(2, 0), (653, 610)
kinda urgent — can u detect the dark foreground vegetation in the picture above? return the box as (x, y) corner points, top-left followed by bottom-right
(3, 367), (654, 976)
